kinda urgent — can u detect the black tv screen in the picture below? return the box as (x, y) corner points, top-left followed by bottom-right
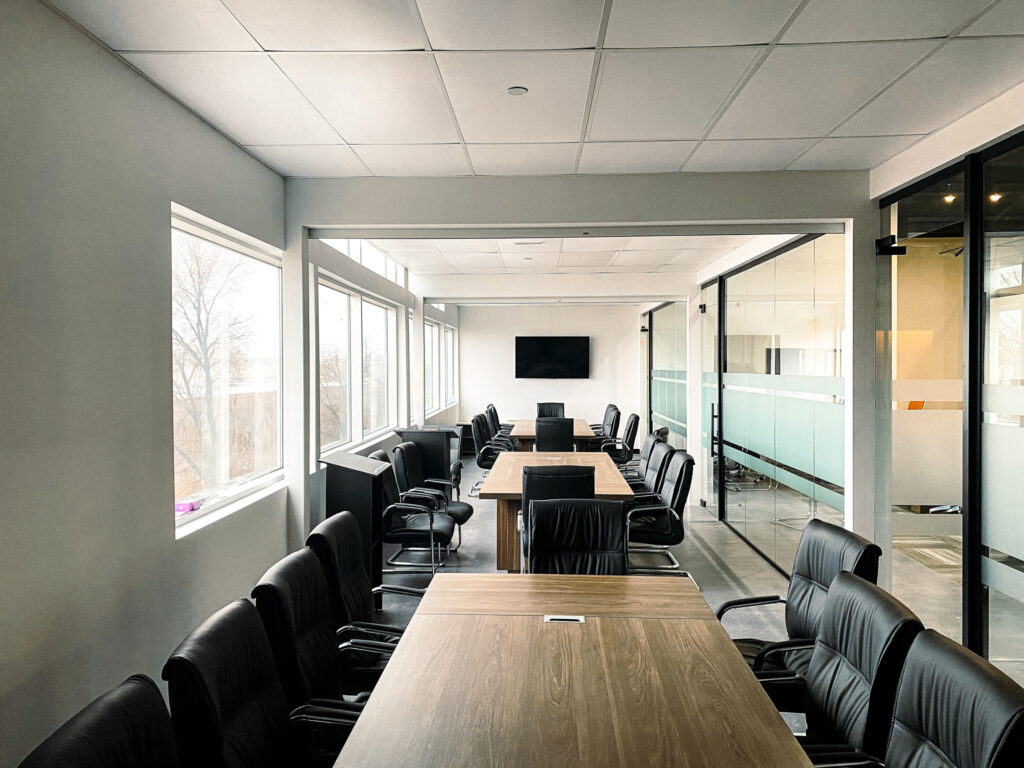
(515, 336), (590, 379)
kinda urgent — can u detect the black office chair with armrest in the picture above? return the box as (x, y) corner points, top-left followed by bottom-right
(602, 413), (639, 465)
(520, 464), (595, 567)
(627, 449), (693, 571)
(485, 404), (513, 436)
(758, 572), (923, 766)
(481, 412), (515, 450)
(17, 674), (178, 768)
(627, 440), (673, 495)
(589, 403), (616, 434)
(591, 405), (620, 443)
(393, 441), (473, 550)
(162, 599), (358, 768)
(537, 401), (564, 418)
(716, 518), (882, 678)
(469, 414), (507, 496)
(528, 499), (628, 575)
(369, 449), (455, 573)
(828, 629), (1024, 768)
(621, 432), (662, 478)
(534, 416), (574, 452)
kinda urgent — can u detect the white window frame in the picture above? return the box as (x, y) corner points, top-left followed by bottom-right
(424, 319), (442, 416)
(444, 325), (458, 407)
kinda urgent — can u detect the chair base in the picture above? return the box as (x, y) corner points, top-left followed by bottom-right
(628, 544), (680, 570)
(385, 543), (451, 574)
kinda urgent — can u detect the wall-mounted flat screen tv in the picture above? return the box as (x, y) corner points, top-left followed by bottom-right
(515, 336), (590, 379)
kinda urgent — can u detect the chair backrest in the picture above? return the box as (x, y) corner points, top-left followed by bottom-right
(162, 600), (291, 768)
(522, 465), (596, 520)
(368, 449), (401, 506)
(306, 510), (374, 629)
(620, 413), (640, 453)
(785, 519), (884, 641)
(602, 406), (620, 439)
(600, 403), (616, 425)
(485, 405), (501, 435)
(528, 499), (627, 575)
(537, 402), (564, 418)
(392, 440), (426, 492)
(469, 415), (496, 467)
(637, 432), (662, 466)
(655, 450), (695, 511)
(535, 417), (574, 452)
(251, 549), (342, 709)
(885, 629), (1024, 768)
(643, 441), (674, 491)
(804, 572), (923, 759)
(18, 675), (177, 768)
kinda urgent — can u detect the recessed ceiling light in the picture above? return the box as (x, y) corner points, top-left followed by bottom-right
(944, 193), (957, 204)
(506, 86), (529, 96)
(990, 192), (1003, 203)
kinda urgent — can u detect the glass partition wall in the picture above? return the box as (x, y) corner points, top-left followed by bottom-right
(650, 300), (688, 449)
(704, 234), (846, 571)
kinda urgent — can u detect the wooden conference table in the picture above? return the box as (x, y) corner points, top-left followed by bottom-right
(508, 418), (596, 451)
(334, 574), (813, 768)
(478, 451), (635, 572)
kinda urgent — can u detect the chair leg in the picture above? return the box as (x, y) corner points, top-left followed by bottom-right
(628, 544), (680, 570)
(385, 543), (451, 571)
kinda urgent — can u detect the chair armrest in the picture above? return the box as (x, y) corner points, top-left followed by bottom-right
(399, 490), (441, 509)
(715, 595), (785, 620)
(754, 637), (816, 671)
(383, 501), (433, 530)
(290, 703), (361, 725)
(372, 584), (426, 599)
(630, 491), (661, 504)
(339, 638), (398, 655)
(629, 567), (698, 589)
(337, 624), (401, 643)
(424, 478), (456, 492)
(627, 505), (678, 535)
(758, 673), (808, 714)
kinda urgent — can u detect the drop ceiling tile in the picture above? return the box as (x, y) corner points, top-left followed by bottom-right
(221, 0), (423, 50)
(557, 252), (619, 267)
(395, 252), (450, 266)
(659, 264), (702, 272)
(371, 239), (439, 253)
(578, 142), (697, 173)
(352, 144), (470, 176)
(835, 38), (1024, 137)
(47, 0), (259, 51)
(709, 41), (933, 139)
(417, 0), (605, 50)
(411, 264), (457, 274)
(561, 237), (629, 251)
(789, 135), (924, 170)
(432, 239), (499, 252)
(468, 144), (577, 175)
(608, 265), (661, 272)
(436, 51), (594, 143)
(452, 266), (509, 273)
(624, 236), (697, 250)
(442, 252), (505, 267)
(669, 247), (733, 266)
(498, 239), (561, 253)
(502, 253), (559, 268)
(612, 250), (680, 265)
(962, 0), (1024, 36)
(558, 266), (610, 273)
(506, 266), (557, 273)
(589, 49), (763, 141)
(690, 235), (754, 248)
(684, 139), (817, 171)
(247, 144), (369, 176)
(122, 53), (339, 145)
(605, 0), (801, 47)
(273, 53), (458, 144)
(783, 0), (992, 43)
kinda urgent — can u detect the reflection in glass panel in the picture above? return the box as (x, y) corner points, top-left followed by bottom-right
(650, 300), (688, 450)
(362, 301), (389, 433)
(886, 172), (965, 647)
(318, 284), (351, 449)
(982, 142), (1024, 684)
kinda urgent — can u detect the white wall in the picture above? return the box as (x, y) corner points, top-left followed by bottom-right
(0, 2), (286, 764)
(457, 304), (643, 425)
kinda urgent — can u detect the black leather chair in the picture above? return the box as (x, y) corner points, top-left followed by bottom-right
(627, 449), (693, 571)
(369, 448), (455, 573)
(621, 432), (662, 478)
(589, 403), (616, 435)
(535, 416), (574, 452)
(485, 404), (513, 437)
(528, 499), (628, 575)
(481, 411), (515, 450)
(393, 441), (474, 549)
(252, 548), (378, 708)
(591, 405), (620, 442)
(760, 573), (923, 765)
(162, 599), (358, 768)
(716, 518), (883, 677)
(869, 629), (1024, 768)
(469, 414), (506, 496)
(627, 440), (673, 493)
(537, 402), (564, 418)
(17, 675), (177, 768)
(521, 464), (595, 566)
(602, 412), (639, 465)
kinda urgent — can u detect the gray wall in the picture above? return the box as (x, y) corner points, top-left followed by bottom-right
(0, 1), (286, 764)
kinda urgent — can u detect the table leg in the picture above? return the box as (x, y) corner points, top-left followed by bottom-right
(495, 498), (522, 572)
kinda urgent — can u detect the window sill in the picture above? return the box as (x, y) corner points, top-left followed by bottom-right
(175, 473), (286, 540)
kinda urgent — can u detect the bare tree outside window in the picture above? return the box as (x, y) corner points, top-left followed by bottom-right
(318, 284), (350, 448)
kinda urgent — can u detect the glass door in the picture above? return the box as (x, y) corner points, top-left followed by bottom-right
(700, 283), (719, 512)
(650, 301), (688, 450)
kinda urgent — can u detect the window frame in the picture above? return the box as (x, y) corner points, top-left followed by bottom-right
(424, 319), (442, 416)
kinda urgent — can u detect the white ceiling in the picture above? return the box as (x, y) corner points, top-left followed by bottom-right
(350, 234), (793, 275)
(47, 0), (1024, 177)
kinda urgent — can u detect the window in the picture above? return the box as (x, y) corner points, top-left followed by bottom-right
(318, 283), (350, 449)
(444, 326), (456, 405)
(171, 226), (282, 516)
(320, 238), (406, 287)
(425, 321), (440, 413)
(362, 301), (392, 434)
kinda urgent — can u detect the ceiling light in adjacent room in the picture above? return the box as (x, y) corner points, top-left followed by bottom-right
(989, 192), (1003, 203)
(944, 193), (956, 203)
(506, 86), (529, 96)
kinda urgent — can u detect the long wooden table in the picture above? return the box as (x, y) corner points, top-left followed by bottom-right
(478, 451), (634, 572)
(508, 418), (596, 451)
(335, 574), (813, 768)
